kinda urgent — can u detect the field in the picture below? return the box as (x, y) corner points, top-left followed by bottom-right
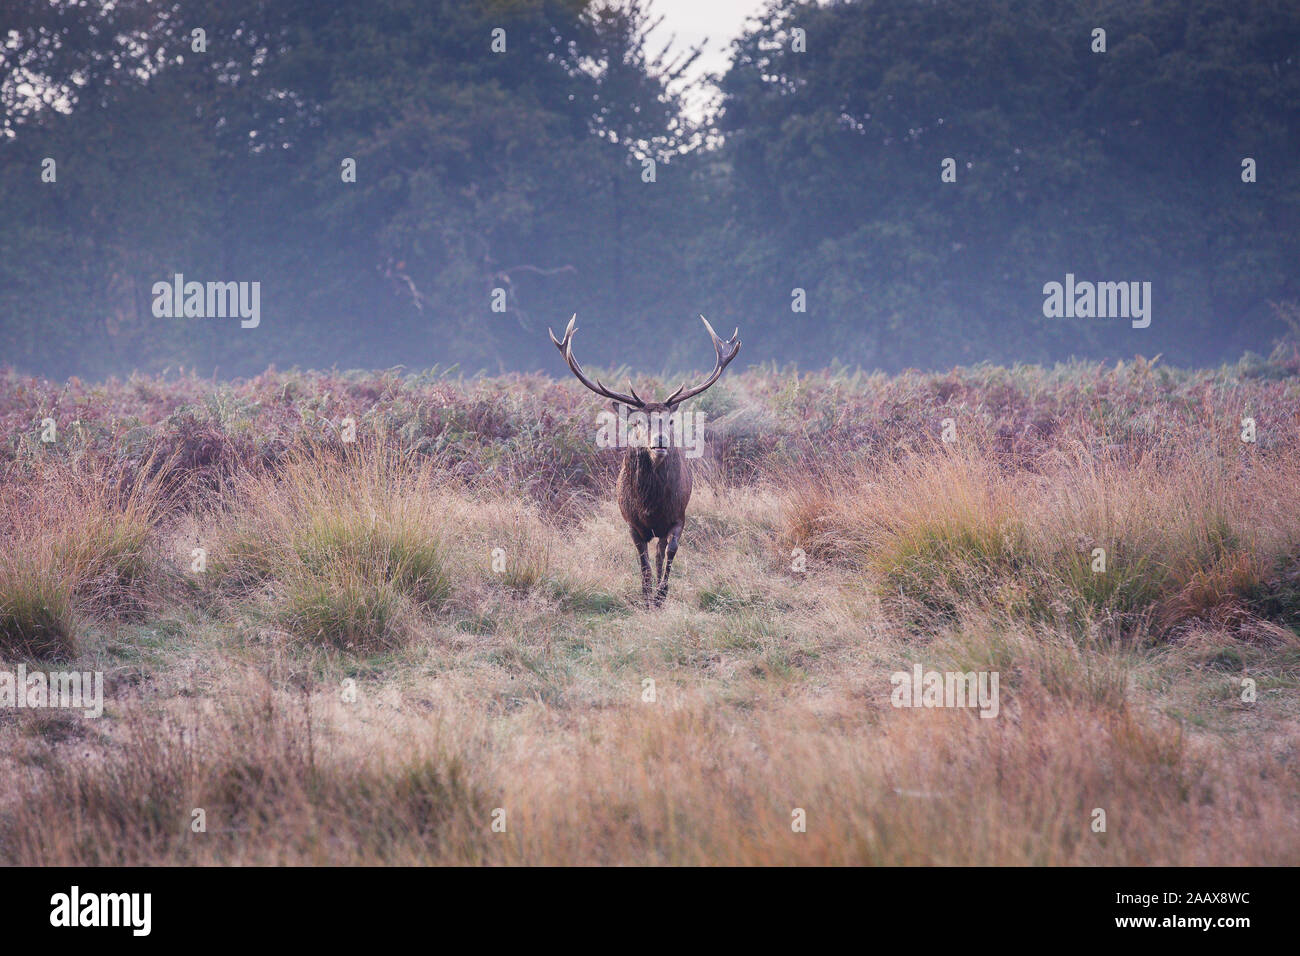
(2, 347), (1300, 865)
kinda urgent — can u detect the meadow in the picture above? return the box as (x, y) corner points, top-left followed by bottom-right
(2, 345), (1299, 865)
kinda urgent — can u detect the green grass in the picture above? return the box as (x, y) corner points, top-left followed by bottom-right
(0, 571), (76, 660)
(281, 577), (408, 651)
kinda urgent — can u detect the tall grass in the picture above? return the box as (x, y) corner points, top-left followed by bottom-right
(209, 440), (453, 650)
(2, 678), (484, 864)
(4, 364), (1300, 864)
(776, 430), (1300, 639)
(0, 457), (166, 659)
(6, 675), (1298, 865)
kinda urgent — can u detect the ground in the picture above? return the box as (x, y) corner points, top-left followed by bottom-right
(1, 352), (1298, 864)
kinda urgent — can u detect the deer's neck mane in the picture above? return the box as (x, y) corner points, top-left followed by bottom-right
(624, 448), (683, 484)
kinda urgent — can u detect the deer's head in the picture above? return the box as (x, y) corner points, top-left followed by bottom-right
(549, 314), (742, 467)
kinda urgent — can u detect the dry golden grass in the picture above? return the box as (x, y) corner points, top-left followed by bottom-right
(205, 442), (457, 650)
(2, 417), (1299, 865)
(779, 430), (1300, 641)
(0, 457), (167, 659)
(6, 662), (1297, 865)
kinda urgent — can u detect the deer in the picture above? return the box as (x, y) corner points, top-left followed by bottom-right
(549, 314), (742, 608)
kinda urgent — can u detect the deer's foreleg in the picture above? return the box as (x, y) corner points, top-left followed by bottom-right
(653, 524), (682, 607)
(633, 533), (654, 606)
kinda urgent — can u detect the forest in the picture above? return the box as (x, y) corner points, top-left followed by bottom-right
(3, 0), (1298, 378)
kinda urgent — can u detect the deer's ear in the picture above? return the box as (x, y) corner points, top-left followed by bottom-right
(609, 400), (622, 416)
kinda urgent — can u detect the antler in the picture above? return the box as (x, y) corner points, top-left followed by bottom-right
(664, 315), (742, 406)
(548, 314), (645, 408)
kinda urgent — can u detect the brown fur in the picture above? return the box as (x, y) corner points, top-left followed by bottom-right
(615, 403), (694, 606)
(549, 314), (741, 607)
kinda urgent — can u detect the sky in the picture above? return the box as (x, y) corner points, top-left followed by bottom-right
(644, 0), (771, 117)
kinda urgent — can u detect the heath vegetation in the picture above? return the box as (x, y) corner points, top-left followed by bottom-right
(2, 352), (1299, 864)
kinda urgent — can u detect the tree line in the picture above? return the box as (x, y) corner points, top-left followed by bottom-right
(2, 0), (1297, 379)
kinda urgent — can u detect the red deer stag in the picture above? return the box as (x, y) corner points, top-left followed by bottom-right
(549, 314), (742, 607)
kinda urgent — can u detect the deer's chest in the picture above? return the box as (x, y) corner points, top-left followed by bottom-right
(617, 454), (692, 538)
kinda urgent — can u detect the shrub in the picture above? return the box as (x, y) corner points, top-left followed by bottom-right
(0, 458), (164, 659)
(210, 440), (452, 649)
